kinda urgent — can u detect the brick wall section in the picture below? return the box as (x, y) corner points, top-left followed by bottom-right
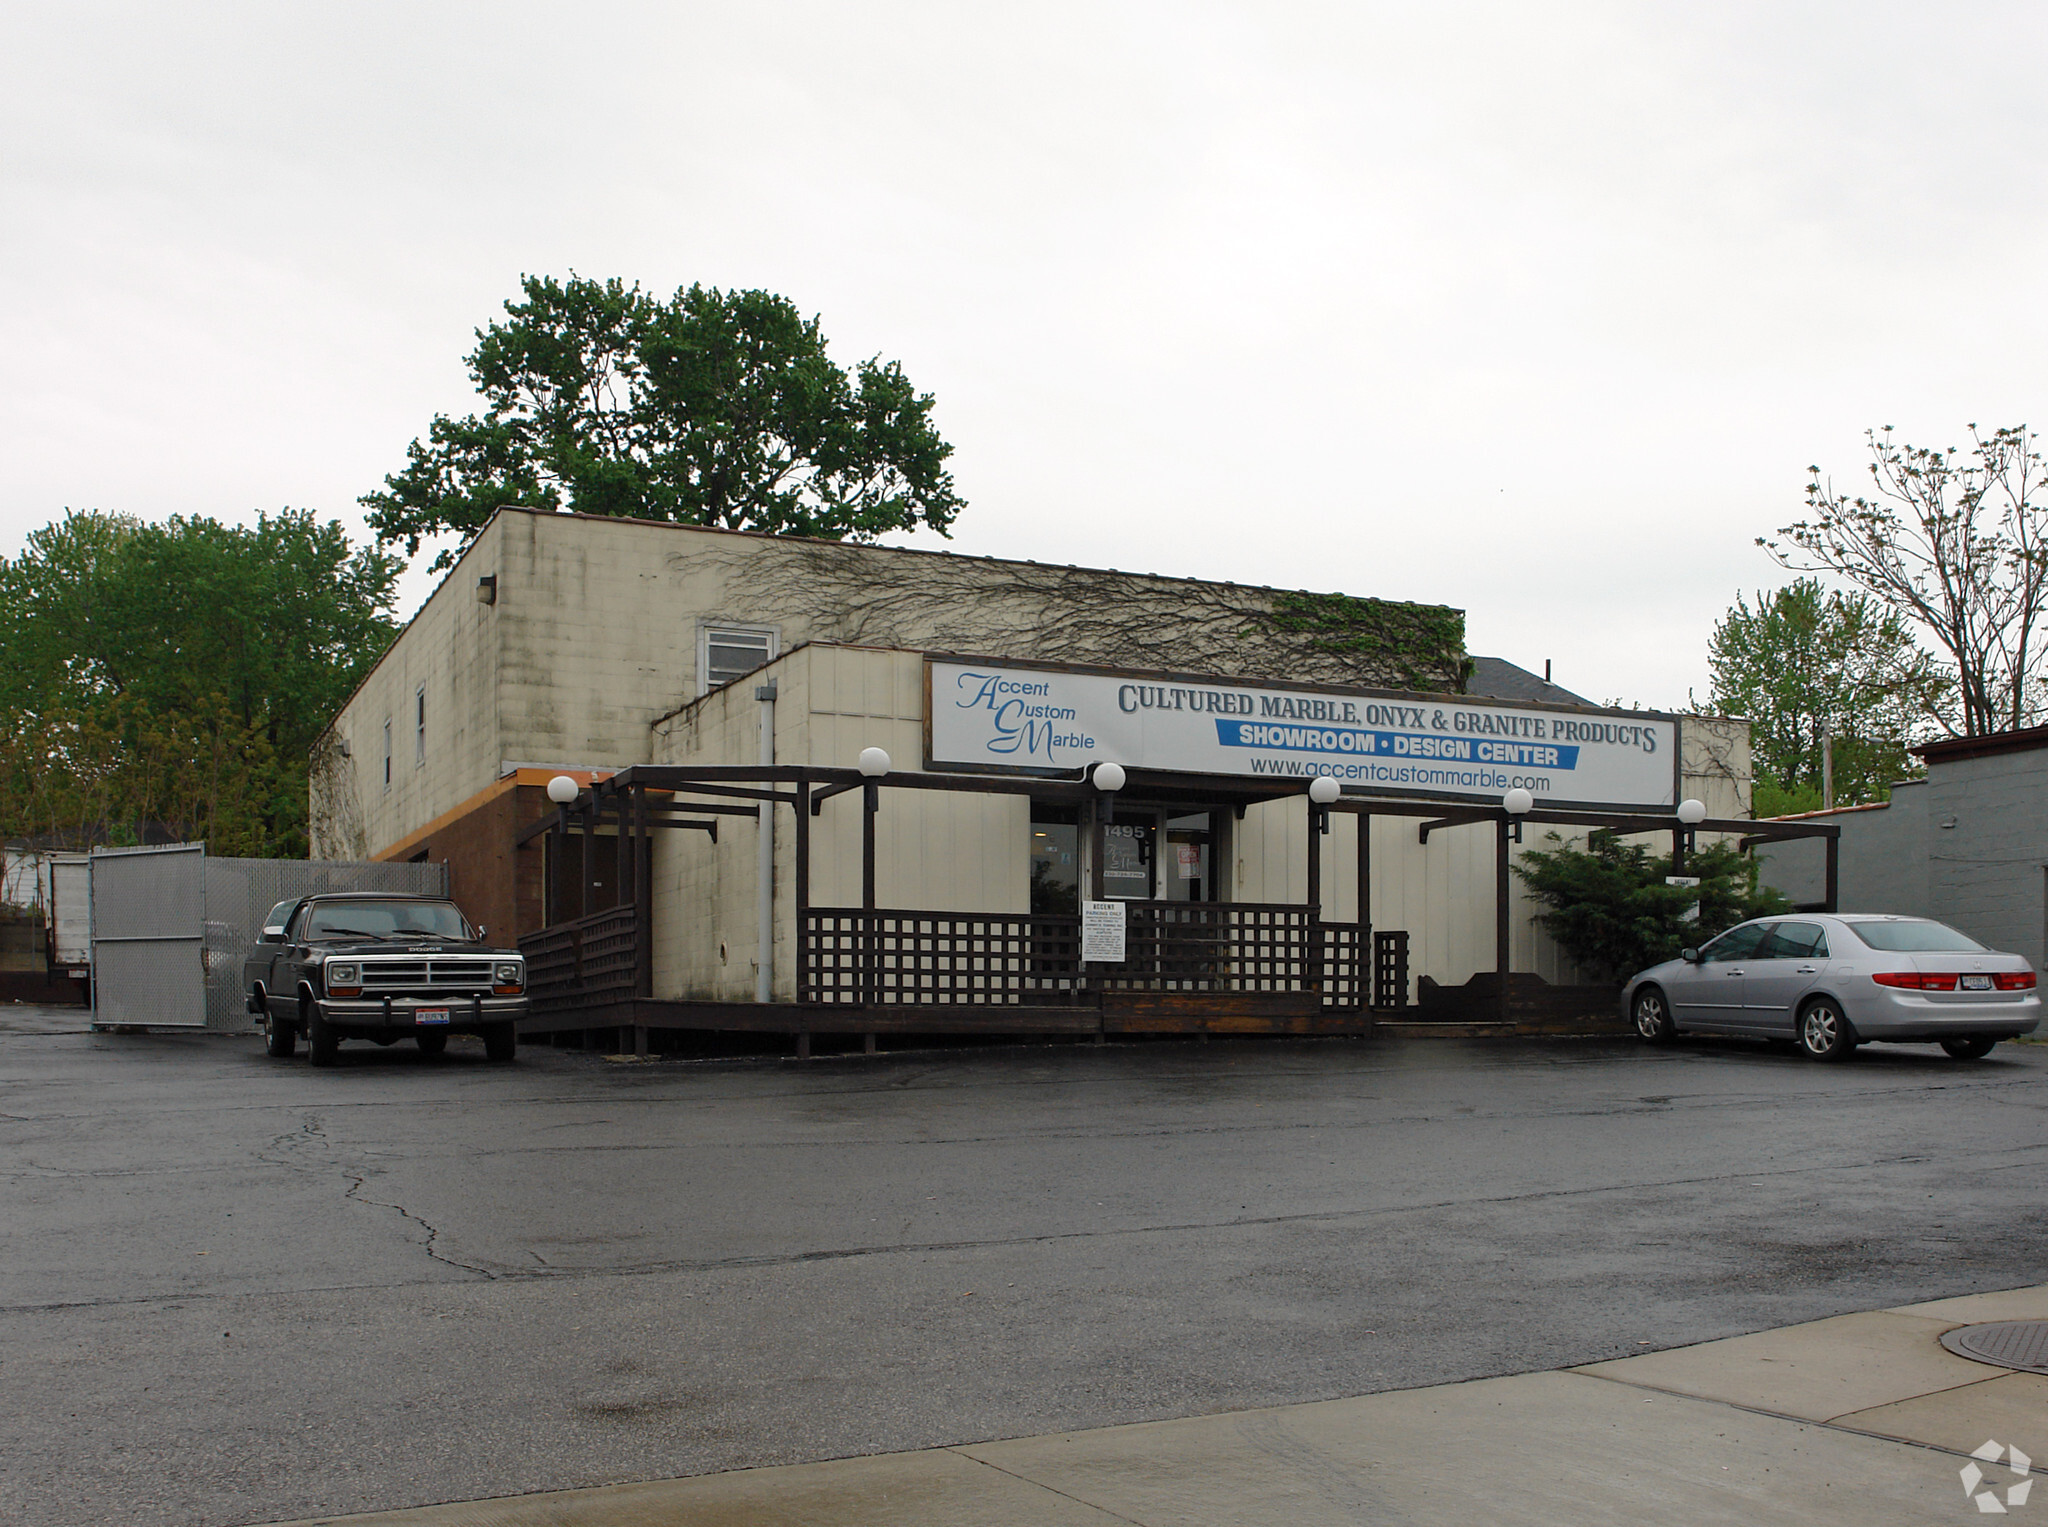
(371, 772), (574, 945)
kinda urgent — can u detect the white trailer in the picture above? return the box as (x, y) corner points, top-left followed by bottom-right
(43, 853), (91, 976)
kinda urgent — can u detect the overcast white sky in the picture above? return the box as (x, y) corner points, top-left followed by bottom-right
(6, 2), (2045, 709)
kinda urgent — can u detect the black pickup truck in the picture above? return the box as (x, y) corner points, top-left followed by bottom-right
(244, 892), (526, 1067)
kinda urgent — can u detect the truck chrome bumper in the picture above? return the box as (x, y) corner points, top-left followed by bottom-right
(260, 994), (528, 1029)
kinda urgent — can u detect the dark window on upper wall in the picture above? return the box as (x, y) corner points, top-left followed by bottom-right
(700, 625), (777, 693)
(415, 686), (426, 766)
(383, 720), (392, 790)
(1030, 802), (1080, 915)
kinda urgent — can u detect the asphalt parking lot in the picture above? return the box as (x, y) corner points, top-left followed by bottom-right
(1, 1011), (2044, 1527)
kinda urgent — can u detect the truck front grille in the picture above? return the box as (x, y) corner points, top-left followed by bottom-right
(359, 960), (495, 994)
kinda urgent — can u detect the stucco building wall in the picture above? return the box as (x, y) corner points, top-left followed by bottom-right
(313, 508), (1468, 859)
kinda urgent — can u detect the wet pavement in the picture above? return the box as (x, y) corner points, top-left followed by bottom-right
(1, 1015), (2043, 1526)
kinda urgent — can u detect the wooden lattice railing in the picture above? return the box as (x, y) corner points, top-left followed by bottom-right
(519, 904), (639, 1012)
(799, 903), (1364, 1008)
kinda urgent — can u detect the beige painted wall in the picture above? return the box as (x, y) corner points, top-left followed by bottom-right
(319, 507), (1469, 861)
(311, 517), (506, 860)
(648, 644), (1028, 1003)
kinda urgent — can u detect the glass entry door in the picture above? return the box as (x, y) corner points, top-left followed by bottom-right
(1095, 808), (1219, 901)
(1101, 817), (1157, 900)
(1163, 812), (1214, 902)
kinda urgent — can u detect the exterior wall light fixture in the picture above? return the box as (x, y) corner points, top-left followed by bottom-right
(1675, 796), (1707, 856)
(1092, 761), (1125, 822)
(858, 747), (892, 778)
(1502, 786), (1532, 842)
(1309, 775), (1340, 834)
(546, 774), (580, 805)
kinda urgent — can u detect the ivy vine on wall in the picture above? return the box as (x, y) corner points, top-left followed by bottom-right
(1251, 591), (1470, 693)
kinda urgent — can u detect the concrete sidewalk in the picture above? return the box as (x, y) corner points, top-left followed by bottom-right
(266, 1284), (2048, 1526)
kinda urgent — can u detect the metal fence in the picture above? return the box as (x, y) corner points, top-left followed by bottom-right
(90, 846), (447, 1030)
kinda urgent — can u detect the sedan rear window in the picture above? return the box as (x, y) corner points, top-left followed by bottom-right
(1844, 919), (1985, 953)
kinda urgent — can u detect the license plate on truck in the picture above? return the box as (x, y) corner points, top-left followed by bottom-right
(416, 1009), (451, 1025)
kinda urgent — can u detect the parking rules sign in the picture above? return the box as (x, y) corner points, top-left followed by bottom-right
(1081, 900), (1126, 963)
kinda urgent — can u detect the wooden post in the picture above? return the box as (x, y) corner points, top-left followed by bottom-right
(862, 780), (878, 1009)
(794, 780), (810, 1003)
(1496, 816), (1512, 1025)
(1354, 809), (1371, 1012)
(1089, 799), (1105, 901)
(634, 784), (652, 998)
(1305, 794), (1323, 993)
(1356, 810), (1371, 932)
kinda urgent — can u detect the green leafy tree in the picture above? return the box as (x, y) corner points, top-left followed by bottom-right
(1767, 425), (2048, 735)
(1514, 831), (1790, 982)
(1706, 577), (1944, 815)
(363, 275), (965, 570)
(0, 510), (402, 856)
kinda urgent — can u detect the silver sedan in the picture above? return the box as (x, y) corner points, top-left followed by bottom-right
(1623, 914), (2040, 1061)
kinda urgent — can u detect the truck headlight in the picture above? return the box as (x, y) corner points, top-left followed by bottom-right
(325, 962), (362, 996)
(493, 961), (524, 994)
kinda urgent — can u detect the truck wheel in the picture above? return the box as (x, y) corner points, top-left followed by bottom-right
(262, 994), (295, 1059)
(416, 1030), (448, 1057)
(306, 998), (339, 1068)
(483, 1023), (517, 1063)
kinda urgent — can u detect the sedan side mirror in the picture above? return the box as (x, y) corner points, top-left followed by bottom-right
(1680, 947), (1700, 964)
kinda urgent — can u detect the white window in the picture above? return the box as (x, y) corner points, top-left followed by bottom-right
(415, 685), (426, 767)
(383, 720), (392, 791)
(699, 624), (778, 695)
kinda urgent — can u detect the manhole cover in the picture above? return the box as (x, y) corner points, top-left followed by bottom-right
(1941, 1320), (2048, 1374)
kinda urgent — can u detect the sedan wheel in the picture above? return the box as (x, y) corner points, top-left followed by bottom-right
(1632, 987), (1675, 1045)
(1941, 1037), (1998, 1060)
(1798, 999), (1857, 1062)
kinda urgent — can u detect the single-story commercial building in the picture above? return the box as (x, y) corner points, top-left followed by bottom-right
(312, 509), (1772, 1041)
(1757, 726), (2048, 971)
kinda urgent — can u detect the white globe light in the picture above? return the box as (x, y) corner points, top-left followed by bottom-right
(1503, 787), (1533, 816)
(546, 774), (579, 805)
(1092, 761), (1127, 793)
(858, 747), (892, 778)
(1308, 776), (1341, 805)
(1676, 798), (1708, 825)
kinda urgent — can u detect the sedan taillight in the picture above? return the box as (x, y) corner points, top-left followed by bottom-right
(1996, 971), (2038, 991)
(1872, 971), (1959, 990)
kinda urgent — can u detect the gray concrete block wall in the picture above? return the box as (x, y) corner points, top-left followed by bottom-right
(1927, 751), (2048, 970)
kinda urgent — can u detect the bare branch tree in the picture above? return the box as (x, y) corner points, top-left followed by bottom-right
(1764, 425), (2048, 736)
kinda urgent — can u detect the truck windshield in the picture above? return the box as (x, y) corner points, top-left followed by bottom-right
(1845, 919), (1985, 953)
(306, 900), (471, 941)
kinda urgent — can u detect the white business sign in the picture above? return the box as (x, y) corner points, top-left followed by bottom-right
(928, 661), (1677, 810)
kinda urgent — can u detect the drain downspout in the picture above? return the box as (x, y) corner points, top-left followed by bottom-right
(755, 680), (777, 1003)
